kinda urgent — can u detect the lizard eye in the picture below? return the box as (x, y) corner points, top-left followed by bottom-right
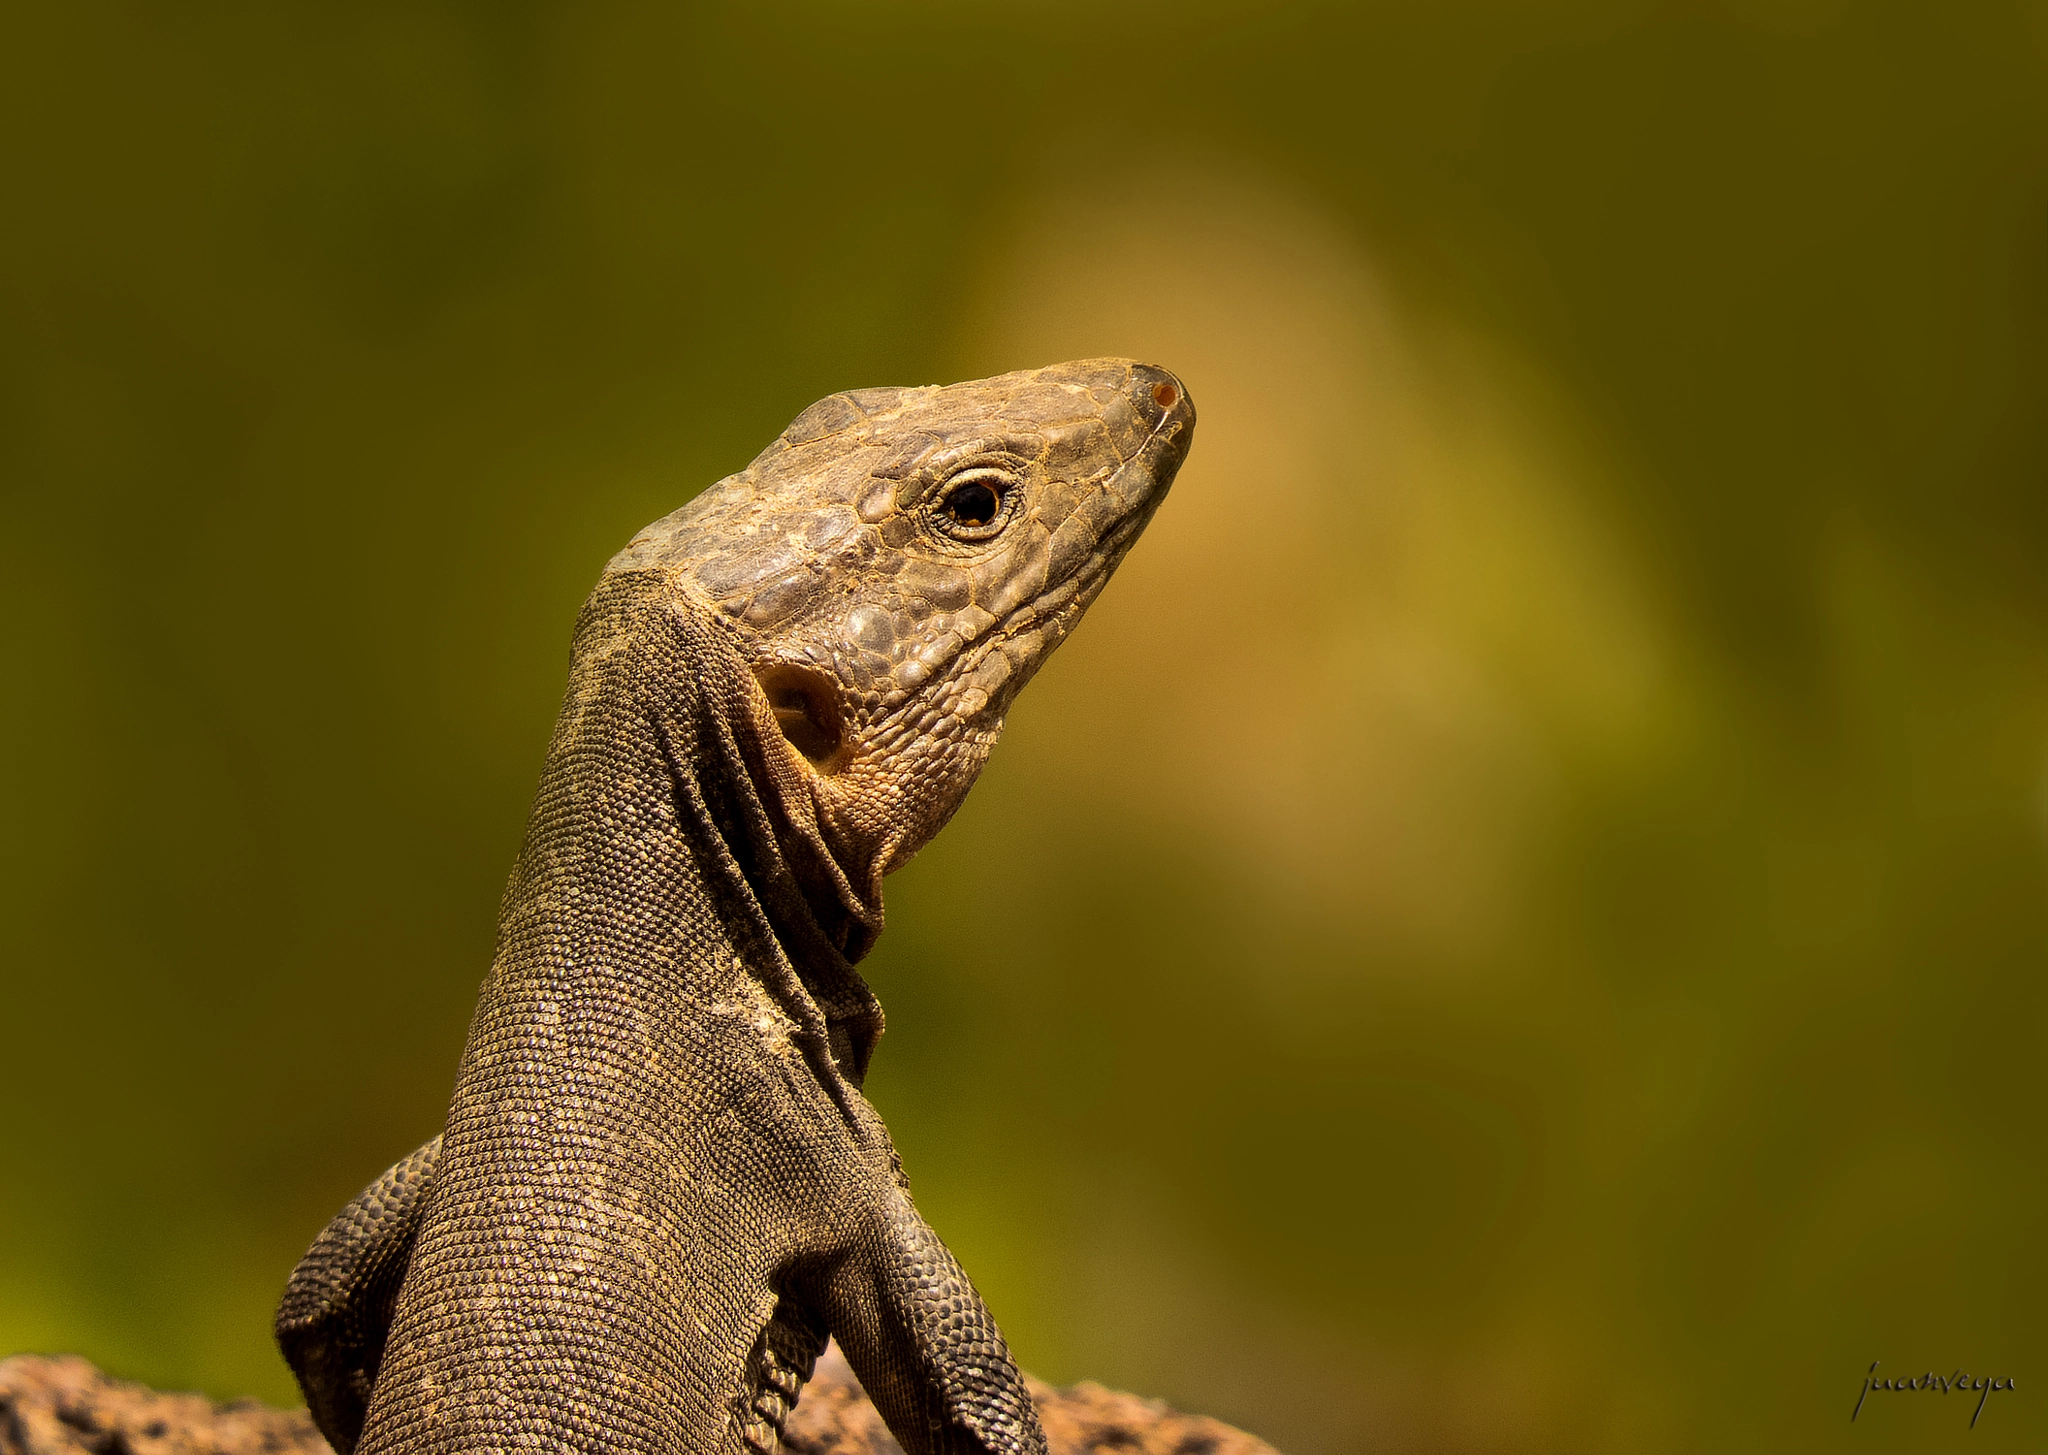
(931, 468), (1014, 540)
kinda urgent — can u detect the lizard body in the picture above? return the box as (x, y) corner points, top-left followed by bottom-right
(275, 360), (1194, 1455)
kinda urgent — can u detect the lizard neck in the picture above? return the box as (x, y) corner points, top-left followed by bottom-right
(372, 574), (892, 1451)
(489, 569), (886, 1092)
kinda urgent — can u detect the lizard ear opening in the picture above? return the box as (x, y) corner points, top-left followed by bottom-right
(755, 662), (849, 773)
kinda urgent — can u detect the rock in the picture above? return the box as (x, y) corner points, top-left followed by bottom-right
(1, 1345), (1281, 1455)
(0, 1355), (327, 1454)
(784, 1344), (1280, 1455)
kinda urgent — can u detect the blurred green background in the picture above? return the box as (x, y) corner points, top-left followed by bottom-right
(3, 2), (2046, 1452)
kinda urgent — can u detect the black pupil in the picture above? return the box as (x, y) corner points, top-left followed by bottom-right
(944, 480), (1000, 527)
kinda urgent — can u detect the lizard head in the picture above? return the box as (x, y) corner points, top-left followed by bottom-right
(612, 358), (1193, 890)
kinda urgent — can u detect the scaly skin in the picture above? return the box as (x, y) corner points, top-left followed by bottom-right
(275, 360), (1194, 1455)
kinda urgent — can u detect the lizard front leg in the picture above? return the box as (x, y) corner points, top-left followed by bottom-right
(809, 1180), (1046, 1455)
(276, 1135), (441, 1454)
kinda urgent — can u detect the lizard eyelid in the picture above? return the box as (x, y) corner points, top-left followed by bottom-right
(929, 467), (1018, 541)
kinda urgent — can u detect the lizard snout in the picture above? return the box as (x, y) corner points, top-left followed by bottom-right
(1127, 363), (1195, 485)
(1131, 363), (1194, 427)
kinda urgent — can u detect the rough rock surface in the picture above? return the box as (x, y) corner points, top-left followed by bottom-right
(0, 1354), (327, 1455)
(0, 1345), (1279, 1455)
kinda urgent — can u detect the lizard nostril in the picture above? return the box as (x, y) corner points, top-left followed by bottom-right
(1152, 382), (1178, 409)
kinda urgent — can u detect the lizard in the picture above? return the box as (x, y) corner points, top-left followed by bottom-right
(273, 359), (1195, 1455)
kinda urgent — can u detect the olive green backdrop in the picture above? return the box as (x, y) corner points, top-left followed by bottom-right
(4, 4), (2045, 1452)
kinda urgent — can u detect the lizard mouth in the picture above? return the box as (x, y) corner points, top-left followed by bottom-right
(755, 662), (850, 773)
